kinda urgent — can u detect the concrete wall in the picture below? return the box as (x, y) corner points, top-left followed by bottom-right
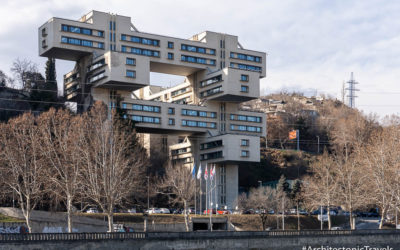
(2, 231), (400, 250)
(0, 208), (107, 233)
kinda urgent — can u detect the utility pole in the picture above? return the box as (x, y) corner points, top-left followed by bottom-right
(345, 72), (359, 108)
(296, 130), (300, 151)
(316, 136), (320, 154)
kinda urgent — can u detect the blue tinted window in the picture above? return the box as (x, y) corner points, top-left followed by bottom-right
(98, 43), (104, 49)
(168, 53), (174, 60)
(82, 28), (91, 35)
(126, 58), (135, 65)
(131, 36), (140, 43)
(82, 40), (92, 47)
(126, 70), (135, 78)
(168, 42), (174, 48)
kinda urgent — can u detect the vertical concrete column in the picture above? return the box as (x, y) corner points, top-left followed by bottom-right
(225, 164), (238, 209)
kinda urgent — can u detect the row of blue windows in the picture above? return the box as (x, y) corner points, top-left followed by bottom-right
(129, 104), (161, 113)
(171, 87), (189, 97)
(230, 124), (262, 132)
(181, 44), (216, 55)
(172, 97), (190, 104)
(230, 114), (262, 123)
(132, 115), (160, 124)
(126, 58), (135, 65)
(121, 34), (160, 46)
(61, 36), (104, 49)
(230, 62), (262, 72)
(230, 52), (261, 63)
(200, 151), (223, 161)
(182, 120), (217, 129)
(181, 55), (216, 66)
(200, 86), (222, 98)
(87, 59), (105, 72)
(61, 24), (104, 37)
(171, 147), (190, 155)
(200, 75), (222, 88)
(89, 70), (106, 83)
(181, 109), (216, 118)
(200, 140), (223, 150)
(126, 70), (135, 78)
(121, 45), (160, 57)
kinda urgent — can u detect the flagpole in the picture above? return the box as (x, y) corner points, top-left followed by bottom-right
(200, 175), (202, 215)
(194, 174), (197, 215)
(205, 164), (208, 217)
(214, 164), (217, 215)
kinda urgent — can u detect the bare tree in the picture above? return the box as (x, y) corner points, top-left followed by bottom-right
(79, 102), (147, 232)
(159, 162), (196, 231)
(247, 186), (277, 231)
(334, 150), (368, 230)
(276, 175), (291, 230)
(37, 108), (83, 233)
(0, 113), (45, 233)
(10, 58), (39, 91)
(303, 151), (338, 230)
(364, 123), (399, 229)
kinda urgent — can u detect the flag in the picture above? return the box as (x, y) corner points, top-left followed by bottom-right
(204, 165), (208, 180)
(197, 164), (202, 180)
(192, 163), (196, 179)
(289, 130), (297, 140)
(210, 164), (216, 180)
(210, 164), (215, 180)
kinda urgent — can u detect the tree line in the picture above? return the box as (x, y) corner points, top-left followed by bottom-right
(0, 102), (149, 233)
(238, 111), (400, 230)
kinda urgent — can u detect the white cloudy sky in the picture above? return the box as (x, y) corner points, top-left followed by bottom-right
(0, 0), (399, 117)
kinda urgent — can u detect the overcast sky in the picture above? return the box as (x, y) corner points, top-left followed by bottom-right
(0, 0), (399, 117)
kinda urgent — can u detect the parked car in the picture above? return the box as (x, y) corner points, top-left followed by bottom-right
(148, 208), (162, 214)
(243, 209), (255, 214)
(86, 207), (99, 213)
(127, 208), (137, 213)
(159, 208), (170, 214)
(299, 210), (308, 215)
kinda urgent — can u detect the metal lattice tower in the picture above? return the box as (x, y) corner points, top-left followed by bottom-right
(345, 72), (359, 108)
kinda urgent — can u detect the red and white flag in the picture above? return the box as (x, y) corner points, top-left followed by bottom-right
(204, 166), (208, 180)
(210, 164), (216, 180)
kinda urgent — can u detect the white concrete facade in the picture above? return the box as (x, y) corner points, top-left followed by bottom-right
(39, 10), (267, 209)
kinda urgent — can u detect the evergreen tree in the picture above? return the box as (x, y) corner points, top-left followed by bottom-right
(277, 174), (290, 194)
(45, 58), (56, 84)
(30, 58), (58, 110)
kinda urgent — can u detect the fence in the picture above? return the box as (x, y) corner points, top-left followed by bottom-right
(0, 229), (399, 242)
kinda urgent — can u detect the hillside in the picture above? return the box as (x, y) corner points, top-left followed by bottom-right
(239, 93), (376, 190)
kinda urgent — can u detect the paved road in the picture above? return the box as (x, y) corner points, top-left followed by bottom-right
(356, 217), (380, 229)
